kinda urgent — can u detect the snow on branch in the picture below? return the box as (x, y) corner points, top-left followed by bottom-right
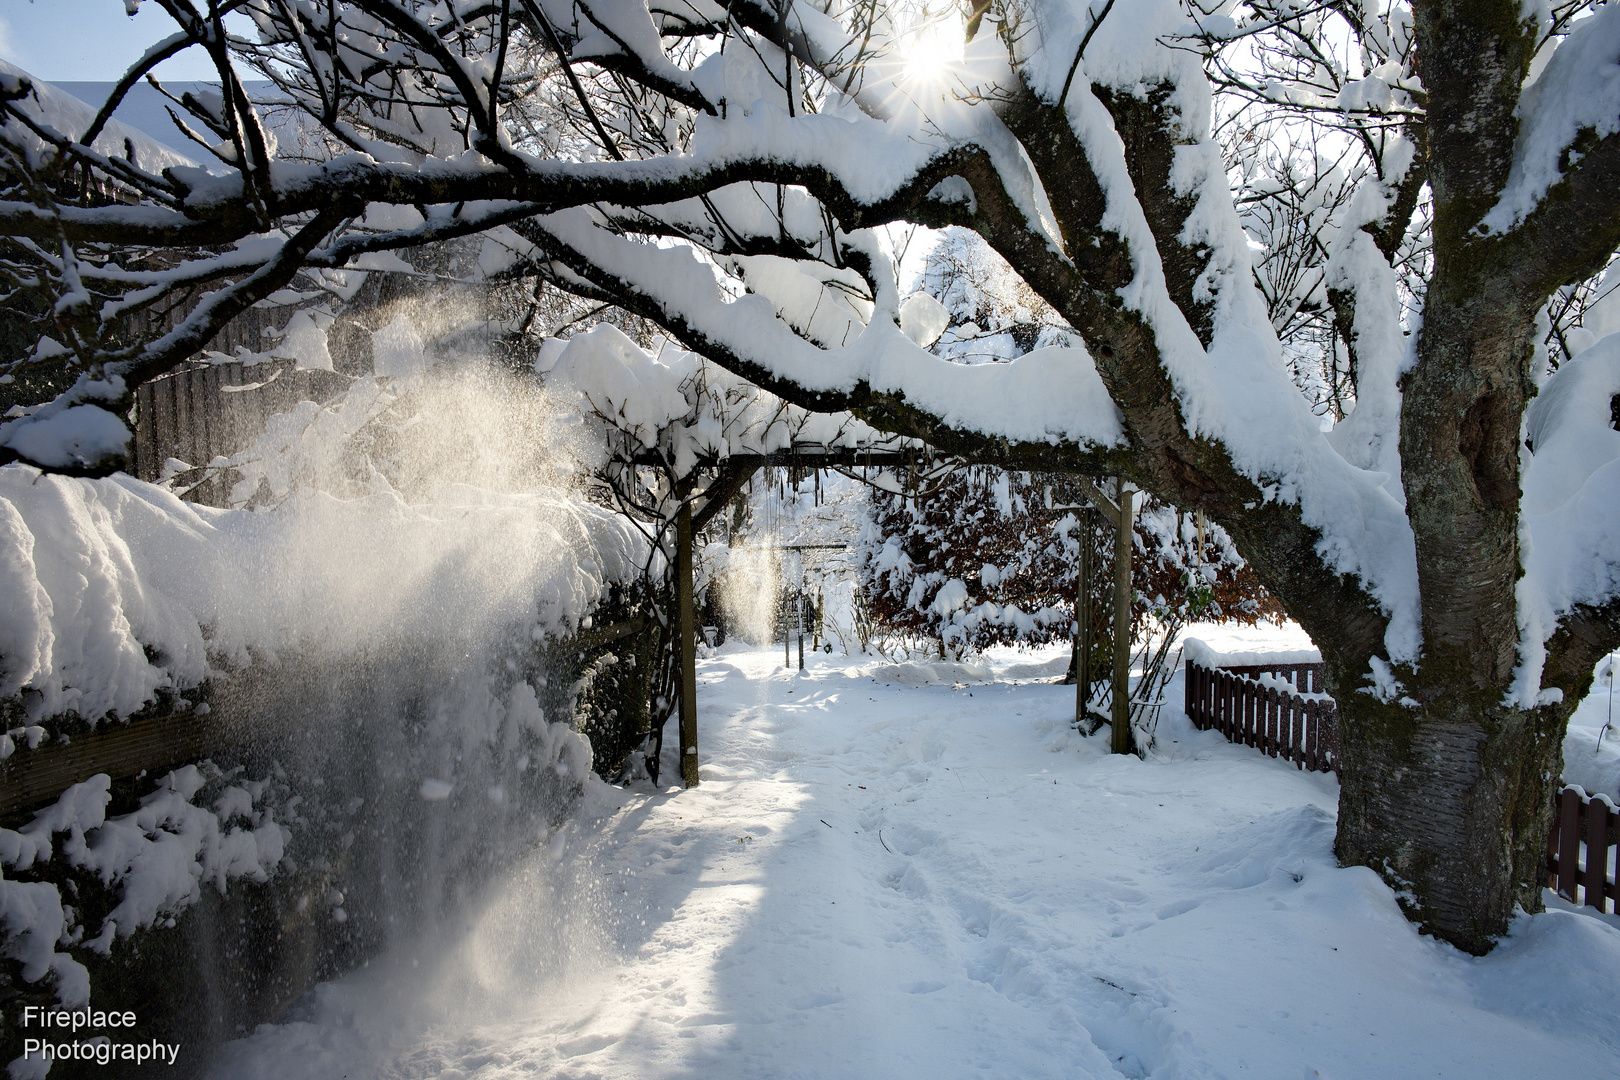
(1482, 3), (1620, 235)
(1517, 331), (1620, 704)
(4, 0), (1620, 698)
(546, 321), (911, 473)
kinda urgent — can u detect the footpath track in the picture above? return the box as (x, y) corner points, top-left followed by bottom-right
(213, 644), (1620, 1080)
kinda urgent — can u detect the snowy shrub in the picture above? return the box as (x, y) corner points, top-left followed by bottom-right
(859, 468), (1281, 662)
(0, 450), (646, 1069)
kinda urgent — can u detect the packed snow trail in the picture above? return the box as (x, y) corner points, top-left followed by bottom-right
(213, 641), (1620, 1079)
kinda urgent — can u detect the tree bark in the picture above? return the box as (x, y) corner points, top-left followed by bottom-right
(1302, 0), (1573, 950)
(1333, 689), (1569, 953)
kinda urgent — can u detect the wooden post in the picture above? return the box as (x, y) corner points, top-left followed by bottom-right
(1076, 506), (1093, 730)
(1112, 477), (1134, 755)
(677, 502), (700, 788)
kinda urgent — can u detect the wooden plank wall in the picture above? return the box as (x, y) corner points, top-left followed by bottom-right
(133, 358), (352, 487)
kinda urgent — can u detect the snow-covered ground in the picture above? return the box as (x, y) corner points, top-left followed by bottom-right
(211, 636), (1620, 1079)
(1563, 661), (1620, 804)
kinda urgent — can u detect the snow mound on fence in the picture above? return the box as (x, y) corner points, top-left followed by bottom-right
(1181, 637), (1322, 670)
(0, 59), (197, 174)
(0, 465), (646, 726)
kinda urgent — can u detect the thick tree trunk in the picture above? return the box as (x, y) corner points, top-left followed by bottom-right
(1323, 280), (1557, 951)
(1332, 685), (1568, 953)
(1326, 4), (1558, 950)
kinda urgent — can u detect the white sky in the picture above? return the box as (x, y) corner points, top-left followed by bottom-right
(0, 0), (250, 81)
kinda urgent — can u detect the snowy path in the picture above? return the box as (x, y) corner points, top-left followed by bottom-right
(214, 645), (1620, 1079)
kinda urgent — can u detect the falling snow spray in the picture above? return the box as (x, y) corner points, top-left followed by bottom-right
(719, 542), (783, 645)
(0, 356), (645, 1074)
(198, 366), (636, 1006)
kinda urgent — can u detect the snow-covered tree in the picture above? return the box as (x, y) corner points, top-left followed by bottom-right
(872, 238), (1277, 662)
(916, 227), (1075, 362)
(3, 0), (1620, 952)
(861, 468), (1279, 658)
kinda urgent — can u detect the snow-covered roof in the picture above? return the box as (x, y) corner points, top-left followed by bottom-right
(48, 79), (218, 163)
(1, 58), (196, 172)
(47, 78), (315, 168)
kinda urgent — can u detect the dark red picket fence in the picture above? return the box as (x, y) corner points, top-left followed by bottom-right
(1186, 654), (1618, 914)
(1183, 658), (1339, 774)
(1548, 784), (1620, 914)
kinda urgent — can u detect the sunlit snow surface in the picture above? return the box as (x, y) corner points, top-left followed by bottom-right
(213, 634), (1620, 1080)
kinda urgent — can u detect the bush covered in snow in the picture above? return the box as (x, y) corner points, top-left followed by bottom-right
(0, 393), (653, 1070)
(860, 468), (1282, 662)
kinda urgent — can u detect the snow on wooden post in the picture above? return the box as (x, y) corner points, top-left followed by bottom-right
(677, 501), (700, 788)
(1112, 477), (1134, 756)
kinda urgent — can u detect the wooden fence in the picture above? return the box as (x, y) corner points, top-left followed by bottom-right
(1, 703), (281, 822)
(133, 357), (351, 486)
(1183, 658), (1340, 774)
(1188, 656), (1619, 914)
(1548, 784), (1620, 914)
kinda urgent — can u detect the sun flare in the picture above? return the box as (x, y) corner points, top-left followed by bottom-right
(897, 20), (964, 85)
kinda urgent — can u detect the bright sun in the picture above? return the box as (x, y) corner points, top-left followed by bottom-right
(898, 21), (963, 84)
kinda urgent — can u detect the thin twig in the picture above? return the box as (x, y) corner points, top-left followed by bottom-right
(1059, 0), (1116, 108)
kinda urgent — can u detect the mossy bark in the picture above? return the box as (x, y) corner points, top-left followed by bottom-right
(1331, 687), (1569, 953)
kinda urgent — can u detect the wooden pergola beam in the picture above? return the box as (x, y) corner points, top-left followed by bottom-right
(1057, 479), (1138, 754)
(676, 501), (700, 787)
(1111, 476), (1136, 755)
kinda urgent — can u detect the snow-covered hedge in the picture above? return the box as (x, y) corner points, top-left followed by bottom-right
(0, 460), (648, 1071)
(1, 767), (285, 1011)
(0, 465), (642, 726)
(860, 470), (1282, 659)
